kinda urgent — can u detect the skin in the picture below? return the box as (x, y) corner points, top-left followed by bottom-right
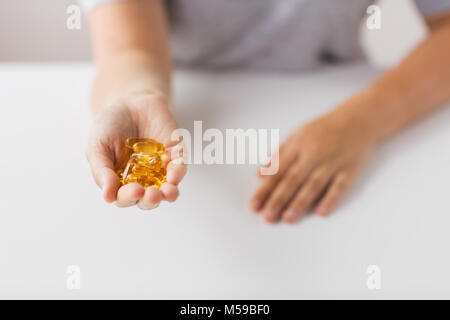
(86, 0), (450, 220)
(86, 0), (186, 209)
(251, 12), (450, 222)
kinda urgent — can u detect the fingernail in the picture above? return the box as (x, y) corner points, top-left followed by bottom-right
(252, 200), (261, 210)
(285, 210), (296, 218)
(263, 210), (277, 223)
(138, 202), (159, 211)
(282, 210), (297, 223)
(264, 209), (277, 220)
(316, 206), (328, 216)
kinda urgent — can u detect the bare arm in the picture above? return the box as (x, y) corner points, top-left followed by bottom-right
(89, 0), (171, 113)
(86, 0), (185, 209)
(340, 11), (450, 143)
(251, 11), (450, 223)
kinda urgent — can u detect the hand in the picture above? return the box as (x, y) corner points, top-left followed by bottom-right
(86, 93), (187, 210)
(250, 105), (377, 223)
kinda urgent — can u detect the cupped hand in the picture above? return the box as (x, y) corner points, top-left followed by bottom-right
(86, 94), (187, 210)
(250, 108), (377, 223)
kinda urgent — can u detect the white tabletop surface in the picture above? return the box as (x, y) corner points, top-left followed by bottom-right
(1, 62), (450, 299)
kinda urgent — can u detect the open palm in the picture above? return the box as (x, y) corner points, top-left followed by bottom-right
(86, 94), (186, 210)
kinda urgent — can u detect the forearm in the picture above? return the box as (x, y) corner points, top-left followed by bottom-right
(337, 15), (450, 143)
(88, 0), (171, 114)
(92, 50), (171, 113)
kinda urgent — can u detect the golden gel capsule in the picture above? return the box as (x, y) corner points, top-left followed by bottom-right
(117, 138), (167, 188)
(125, 138), (166, 154)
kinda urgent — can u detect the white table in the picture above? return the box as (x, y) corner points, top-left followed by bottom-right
(1, 63), (450, 299)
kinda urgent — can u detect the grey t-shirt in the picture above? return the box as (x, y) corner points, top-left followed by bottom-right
(81, 0), (450, 71)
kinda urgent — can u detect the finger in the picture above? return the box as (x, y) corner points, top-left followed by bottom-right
(160, 183), (180, 202)
(260, 159), (314, 223)
(315, 170), (357, 216)
(161, 145), (180, 167)
(249, 148), (297, 212)
(114, 183), (145, 207)
(86, 148), (120, 203)
(256, 140), (291, 177)
(166, 143), (184, 160)
(282, 167), (333, 223)
(101, 168), (121, 203)
(166, 161), (187, 186)
(137, 187), (162, 210)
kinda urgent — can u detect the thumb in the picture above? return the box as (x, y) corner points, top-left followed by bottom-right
(86, 146), (121, 203)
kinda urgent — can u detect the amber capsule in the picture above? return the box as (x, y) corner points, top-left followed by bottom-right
(125, 174), (164, 188)
(119, 138), (167, 189)
(124, 174), (139, 184)
(131, 165), (150, 176)
(136, 155), (163, 170)
(134, 142), (165, 155)
(142, 176), (164, 188)
(150, 169), (166, 182)
(125, 138), (165, 154)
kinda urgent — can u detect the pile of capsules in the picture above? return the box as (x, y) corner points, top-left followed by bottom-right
(117, 138), (167, 188)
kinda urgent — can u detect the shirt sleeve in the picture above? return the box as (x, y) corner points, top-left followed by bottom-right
(78, 0), (129, 11)
(414, 0), (450, 17)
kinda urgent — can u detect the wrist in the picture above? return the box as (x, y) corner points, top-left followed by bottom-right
(91, 71), (171, 115)
(331, 87), (391, 145)
(92, 90), (171, 118)
(91, 53), (171, 115)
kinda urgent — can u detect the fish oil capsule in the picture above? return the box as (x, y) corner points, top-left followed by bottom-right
(137, 156), (163, 170)
(132, 165), (150, 176)
(117, 138), (167, 188)
(126, 138), (166, 154)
